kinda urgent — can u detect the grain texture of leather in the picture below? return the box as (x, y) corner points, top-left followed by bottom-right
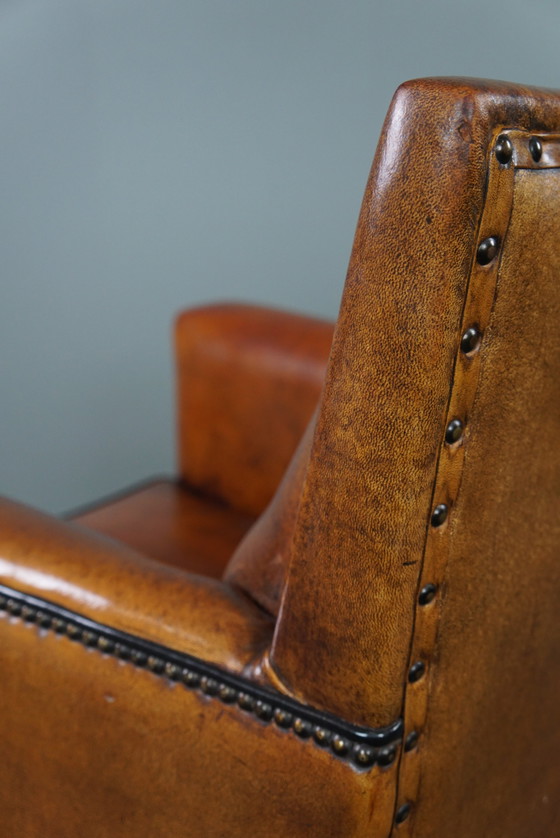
(403, 164), (560, 838)
(175, 303), (333, 517)
(270, 78), (560, 737)
(70, 478), (254, 579)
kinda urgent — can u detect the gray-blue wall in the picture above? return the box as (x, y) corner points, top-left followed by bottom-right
(1, 0), (558, 514)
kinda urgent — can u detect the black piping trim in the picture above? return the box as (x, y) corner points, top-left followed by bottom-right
(0, 583), (402, 771)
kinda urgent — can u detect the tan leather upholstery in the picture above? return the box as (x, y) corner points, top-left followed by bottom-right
(409, 162), (560, 838)
(0, 79), (559, 837)
(0, 496), (271, 669)
(69, 478), (255, 579)
(175, 303), (333, 517)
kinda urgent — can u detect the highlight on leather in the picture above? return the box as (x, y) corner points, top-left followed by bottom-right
(0, 582), (403, 771)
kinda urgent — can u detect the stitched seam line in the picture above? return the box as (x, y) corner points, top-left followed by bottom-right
(389, 127), (529, 834)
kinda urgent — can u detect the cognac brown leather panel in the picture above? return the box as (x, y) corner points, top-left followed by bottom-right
(175, 303), (333, 517)
(0, 497), (272, 672)
(271, 78), (560, 730)
(393, 126), (519, 824)
(70, 478), (254, 579)
(0, 612), (397, 837)
(225, 411), (317, 616)
(407, 167), (560, 837)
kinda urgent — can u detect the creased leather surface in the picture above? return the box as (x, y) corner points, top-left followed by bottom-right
(225, 409), (317, 616)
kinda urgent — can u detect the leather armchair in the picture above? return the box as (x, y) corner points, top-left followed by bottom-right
(1, 78), (559, 837)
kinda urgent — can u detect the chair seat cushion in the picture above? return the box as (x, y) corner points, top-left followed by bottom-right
(67, 478), (255, 578)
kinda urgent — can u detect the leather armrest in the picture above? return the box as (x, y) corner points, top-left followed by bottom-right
(175, 303), (333, 516)
(0, 496), (398, 836)
(0, 497), (273, 672)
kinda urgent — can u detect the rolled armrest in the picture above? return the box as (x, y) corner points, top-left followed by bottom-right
(0, 497), (273, 672)
(175, 303), (334, 517)
(0, 499), (399, 835)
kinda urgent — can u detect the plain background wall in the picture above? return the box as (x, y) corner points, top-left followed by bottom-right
(1, 0), (558, 514)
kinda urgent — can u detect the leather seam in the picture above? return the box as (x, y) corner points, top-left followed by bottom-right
(388, 128), (543, 834)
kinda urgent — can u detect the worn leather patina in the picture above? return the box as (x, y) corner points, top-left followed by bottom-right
(0, 79), (559, 837)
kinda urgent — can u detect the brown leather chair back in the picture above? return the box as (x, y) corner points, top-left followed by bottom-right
(233, 78), (560, 836)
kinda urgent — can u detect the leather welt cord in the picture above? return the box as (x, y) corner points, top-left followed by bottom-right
(0, 582), (402, 772)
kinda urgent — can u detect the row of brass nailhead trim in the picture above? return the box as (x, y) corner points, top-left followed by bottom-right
(0, 588), (402, 771)
(392, 128), (527, 830)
